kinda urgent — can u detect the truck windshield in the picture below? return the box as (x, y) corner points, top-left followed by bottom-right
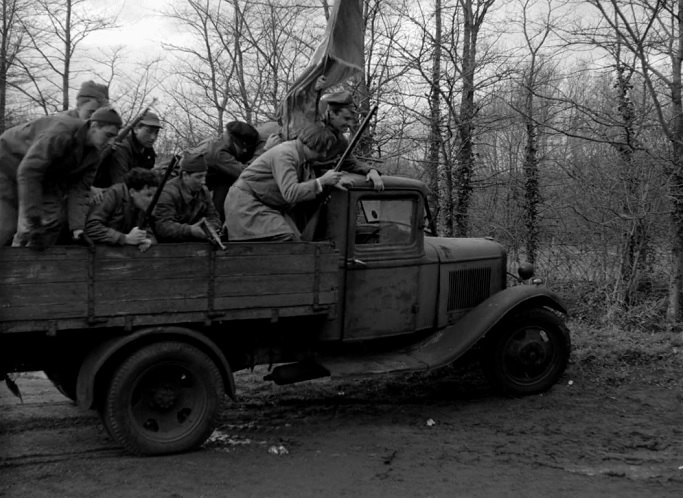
(355, 197), (416, 246)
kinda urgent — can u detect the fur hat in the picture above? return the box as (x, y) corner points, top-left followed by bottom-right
(77, 81), (109, 104)
(89, 106), (122, 127)
(180, 151), (207, 173)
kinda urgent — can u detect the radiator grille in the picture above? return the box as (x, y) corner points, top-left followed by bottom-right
(447, 268), (492, 310)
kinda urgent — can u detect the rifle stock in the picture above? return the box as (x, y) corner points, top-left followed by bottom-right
(300, 104), (379, 241)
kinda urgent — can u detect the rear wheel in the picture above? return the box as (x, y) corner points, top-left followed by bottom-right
(101, 341), (225, 456)
(481, 308), (570, 396)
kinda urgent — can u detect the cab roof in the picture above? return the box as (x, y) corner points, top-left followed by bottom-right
(345, 174), (429, 195)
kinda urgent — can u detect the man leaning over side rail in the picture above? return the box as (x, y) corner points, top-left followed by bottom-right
(85, 168), (159, 252)
(224, 124), (347, 241)
(152, 151), (221, 242)
(0, 107), (122, 249)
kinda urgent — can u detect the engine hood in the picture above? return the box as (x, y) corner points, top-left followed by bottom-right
(425, 236), (506, 263)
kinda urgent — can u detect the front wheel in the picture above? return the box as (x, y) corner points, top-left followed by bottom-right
(101, 341), (225, 456)
(481, 308), (570, 396)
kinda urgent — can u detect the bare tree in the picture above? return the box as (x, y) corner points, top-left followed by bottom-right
(0, 0), (31, 131)
(586, 0), (683, 325)
(16, 0), (117, 113)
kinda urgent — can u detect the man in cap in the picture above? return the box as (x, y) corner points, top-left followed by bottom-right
(0, 106), (122, 248)
(152, 151), (221, 242)
(188, 120), (260, 221)
(317, 88), (383, 192)
(86, 167), (160, 251)
(61, 80), (110, 121)
(224, 124), (346, 241)
(93, 110), (162, 189)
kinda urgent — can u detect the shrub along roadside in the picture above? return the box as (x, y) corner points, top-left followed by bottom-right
(567, 320), (683, 388)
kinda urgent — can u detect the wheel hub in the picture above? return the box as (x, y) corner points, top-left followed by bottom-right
(148, 384), (177, 410)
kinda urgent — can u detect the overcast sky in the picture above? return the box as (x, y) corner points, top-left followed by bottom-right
(85, 0), (176, 53)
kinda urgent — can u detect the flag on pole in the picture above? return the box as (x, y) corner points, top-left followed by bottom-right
(279, 0), (364, 139)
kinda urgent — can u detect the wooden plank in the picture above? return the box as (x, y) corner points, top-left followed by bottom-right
(214, 272), (338, 297)
(0, 245), (87, 262)
(1, 282), (88, 320)
(94, 278), (208, 301)
(214, 254), (339, 276)
(95, 297), (207, 316)
(96, 243), (212, 259)
(214, 291), (337, 310)
(0, 260), (87, 284)
(95, 258), (209, 281)
(0, 303), (335, 333)
(218, 241), (335, 257)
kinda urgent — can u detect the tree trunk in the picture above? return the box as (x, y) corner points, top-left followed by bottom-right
(427, 0), (442, 221)
(454, 0), (476, 237)
(62, 0), (72, 111)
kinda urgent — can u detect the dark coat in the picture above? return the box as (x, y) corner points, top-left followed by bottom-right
(0, 115), (100, 231)
(85, 183), (145, 245)
(94, 132), (156, 188)
(152, 176), (221, 241)
(190, 136), (248, 219)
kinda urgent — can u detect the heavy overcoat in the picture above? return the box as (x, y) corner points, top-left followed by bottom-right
(224, 140), (320, 240)
(0, 115), (100, 243)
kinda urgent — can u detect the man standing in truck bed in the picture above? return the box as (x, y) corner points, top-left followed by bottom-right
(224, 124), (346, 241)
(0, 107), (122, 248)
(316, 88), (383, 191)
(153, 151), (221, 242)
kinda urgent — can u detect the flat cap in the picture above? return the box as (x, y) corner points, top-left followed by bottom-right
(180, 151), (207, 173)
(321, 91), (353, 107)
(90, 106), (122, 127)
(226, 121), (259, 149)
(138, 110), (162, 128)
(77, 80), (109, 103)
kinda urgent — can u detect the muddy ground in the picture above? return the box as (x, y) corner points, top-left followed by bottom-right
(1, 353), (682, 497)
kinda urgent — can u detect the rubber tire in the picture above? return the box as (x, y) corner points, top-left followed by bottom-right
(101, 341), (224, 456)
(481, 308), (570, 396)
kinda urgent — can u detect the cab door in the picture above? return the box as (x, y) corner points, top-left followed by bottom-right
(342, 191), (425, 341)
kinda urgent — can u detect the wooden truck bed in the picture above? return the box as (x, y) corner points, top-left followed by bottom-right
(0, 242), (339, 334)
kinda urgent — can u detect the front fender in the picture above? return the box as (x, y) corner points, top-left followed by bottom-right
(410, 285), (567, 369)
(76, 326), (235, 410)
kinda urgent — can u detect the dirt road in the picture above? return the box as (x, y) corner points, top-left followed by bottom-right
(1, 362), (682, 497)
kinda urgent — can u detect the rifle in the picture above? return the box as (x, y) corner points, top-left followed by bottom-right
(300, 104), (379, 241)
(139, 153), (180, 231)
